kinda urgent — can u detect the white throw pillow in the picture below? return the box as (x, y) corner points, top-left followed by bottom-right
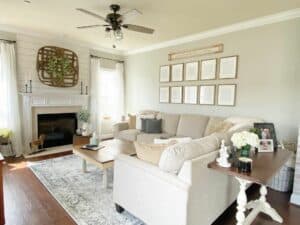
(159, 133), (224, 174)
(154, 137), (192, 144)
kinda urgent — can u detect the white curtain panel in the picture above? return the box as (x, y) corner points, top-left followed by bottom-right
(90, 57), (103, 136)
(0, 41), (23, 156)
(114, 62), (125, 121)
(90, 58), (125, 137)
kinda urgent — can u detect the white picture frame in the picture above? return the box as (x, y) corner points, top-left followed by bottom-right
(184, 62), (199, 81)
(159, 65), (170, 82)
(184, 86), (198, 104)
(219, 56), (238, 79)
(170, 86), (183, 104)
(258, 139), (274, 152)
(217, 84), (236, 106)
(200, 58), (217, 80)
(171, 64), (184, 82)
(199, 85), (215, 105)
(159, 87), (170, 103)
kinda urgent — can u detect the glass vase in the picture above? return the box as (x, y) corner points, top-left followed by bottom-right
(239, 144), (251, 158)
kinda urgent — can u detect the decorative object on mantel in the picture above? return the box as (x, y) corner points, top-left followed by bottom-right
(36, 46), (79, 87)
(78, 109), (90, 136)
(231, 131), (259, 159)
(168, 43), (223, 61)
(24, 80), (32, 93)
(216, 140), (231, 168)
(80, 81), (83, 94)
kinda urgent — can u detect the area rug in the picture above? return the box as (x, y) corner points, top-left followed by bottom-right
(29, 155), (144, 225)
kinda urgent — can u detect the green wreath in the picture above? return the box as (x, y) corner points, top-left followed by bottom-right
(46, 56), (74, 85)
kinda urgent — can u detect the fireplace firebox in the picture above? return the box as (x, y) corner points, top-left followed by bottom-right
(37, 113), (77, 148)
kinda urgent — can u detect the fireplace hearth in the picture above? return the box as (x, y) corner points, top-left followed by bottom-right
(37, 113), (77, 148)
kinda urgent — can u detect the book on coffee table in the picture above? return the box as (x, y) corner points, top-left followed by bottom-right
(80, 144), (104, 151)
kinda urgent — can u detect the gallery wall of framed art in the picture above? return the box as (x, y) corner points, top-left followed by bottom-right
(159, 55), (238, 106)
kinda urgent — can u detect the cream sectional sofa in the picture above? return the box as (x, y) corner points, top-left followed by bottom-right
(114, 113), (217, 143)
(113, 112), (262, 225)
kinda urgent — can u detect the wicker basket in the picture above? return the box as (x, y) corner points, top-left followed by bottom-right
(268, 153), (295, 192)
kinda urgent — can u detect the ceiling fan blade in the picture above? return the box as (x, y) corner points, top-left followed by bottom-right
(76, 8), (106, 21)
(77, 25), (106, 29)
(122, 24), (154, 34)
(121, 9), (142, 23)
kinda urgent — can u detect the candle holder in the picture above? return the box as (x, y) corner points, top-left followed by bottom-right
(85, 86), (88, 95)
(29, 80), (32, 93)
(25, 84), (28, 93)
(80, 81), (83, 95)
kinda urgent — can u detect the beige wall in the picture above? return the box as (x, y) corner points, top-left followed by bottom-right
(125, 18), (300, 143)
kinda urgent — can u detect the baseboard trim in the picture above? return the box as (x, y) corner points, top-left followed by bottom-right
(290, 193), (300, 206)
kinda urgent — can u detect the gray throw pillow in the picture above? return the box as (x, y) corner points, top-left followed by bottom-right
(144, 119), (162, 133)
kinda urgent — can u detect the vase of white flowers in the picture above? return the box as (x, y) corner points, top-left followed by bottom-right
(231, 131), (259, 157)
(78, 109), (90, 136)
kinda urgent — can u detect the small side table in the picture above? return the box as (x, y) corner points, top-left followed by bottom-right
(208, 149), (292, 225)
(73, 135), (91, 146)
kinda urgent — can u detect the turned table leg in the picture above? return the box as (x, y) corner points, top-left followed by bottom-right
(82, 159), (87, 173)
(102, 169), (108, 189)
(236, 177), (251, 225)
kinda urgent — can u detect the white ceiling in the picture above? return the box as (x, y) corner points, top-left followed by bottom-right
(0, 0), (299, 52)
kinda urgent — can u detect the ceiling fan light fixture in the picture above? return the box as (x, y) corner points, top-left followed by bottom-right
(114, 29), (123, 41)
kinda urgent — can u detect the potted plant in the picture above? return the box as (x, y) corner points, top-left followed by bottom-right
(78, 109), (90, 136)
(231, 131), (259, 158)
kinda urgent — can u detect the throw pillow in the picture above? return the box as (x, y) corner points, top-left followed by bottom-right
(141, 118), (148, 132)
(134, 141), (176, 165)
(128, 114), (136, 129)
(144, 119), (162, 133)
(159, 133), (223, 174)
(209, 121), (233, 135)
(136, 113), (156, 130)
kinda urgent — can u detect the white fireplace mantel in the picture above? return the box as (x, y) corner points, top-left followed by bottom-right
(19, 92), (89, 155)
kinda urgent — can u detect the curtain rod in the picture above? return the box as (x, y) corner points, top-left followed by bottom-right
(90, 54), (124, 63)
(0, 38), (16, 44)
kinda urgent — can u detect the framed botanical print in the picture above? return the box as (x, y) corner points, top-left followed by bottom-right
(217, 84), (236, 106)
(184, 62), (199, 81)
(200, 58), (217, 80)
(170, 86), (183, 103)
(184, 86), (198, 104)
(199, 85), (215, 105)
(159, 65), (170, 82)
(171, 64), (184, 82)
(219, 56), (238, 79)
(159, 87), (170, 103)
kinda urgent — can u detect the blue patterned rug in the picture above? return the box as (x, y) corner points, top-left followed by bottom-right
(29, 155), (144, 225)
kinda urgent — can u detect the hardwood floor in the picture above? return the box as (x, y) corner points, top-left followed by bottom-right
(3, 153), (300, 225)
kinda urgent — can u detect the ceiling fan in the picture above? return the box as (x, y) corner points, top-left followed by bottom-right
(76, 4), (154, 41)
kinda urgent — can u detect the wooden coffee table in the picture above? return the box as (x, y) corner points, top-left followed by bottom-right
(208, 149), (292, 225)
(73, 139), (136, 188)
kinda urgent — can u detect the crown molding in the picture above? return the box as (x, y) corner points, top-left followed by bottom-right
(0, 24), (125, 56)
(126, 8), (300, 55)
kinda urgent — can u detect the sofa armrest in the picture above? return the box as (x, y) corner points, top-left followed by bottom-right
(113, 122), (129, 137)
(115, 154), (190, 190)
(113, 154), (190, 225)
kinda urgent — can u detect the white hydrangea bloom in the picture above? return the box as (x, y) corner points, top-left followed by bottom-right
(231, 131), (259, 148)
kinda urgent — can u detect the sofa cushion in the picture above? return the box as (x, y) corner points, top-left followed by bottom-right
(159, 133), (224, 174)
(116, 129), (140, 142)
(137, 133), (173, 144)
(157, 113), (180, 135)
(128, 114), (136, 129)
(204, 116), (224, 136)
(176, 114), (209, 139)
(136, 114), (156, 130)
(134, 142), (173, 165)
